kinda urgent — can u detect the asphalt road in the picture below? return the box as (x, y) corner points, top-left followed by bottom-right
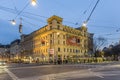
(0, 62), (120, 80)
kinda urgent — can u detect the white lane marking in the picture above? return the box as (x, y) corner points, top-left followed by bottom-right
(8, 64), (97, 70)
(4, 68), (19, 80)
(88, 68), (104, 78)
(17, 70), (93, 80)
(9, 65), (63, 70)
(39, 70), (102, 80)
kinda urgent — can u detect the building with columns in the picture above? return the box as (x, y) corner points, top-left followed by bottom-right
(20, 15), (93, 63)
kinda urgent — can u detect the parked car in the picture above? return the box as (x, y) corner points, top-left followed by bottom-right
(0, 61), (6, 66)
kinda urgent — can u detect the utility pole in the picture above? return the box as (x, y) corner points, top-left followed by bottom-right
(19, 18), (23, 35)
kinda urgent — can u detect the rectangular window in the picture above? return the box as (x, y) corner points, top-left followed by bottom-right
(58, 35), (60, 37)
(63, 35), (65, 39)
(58, 47), (60, 52)
(77, 39), (80, 43)
(50, 40), (52, 44)
(57, 25), (60, 29)
(67, 48), (69, 52)
(64, 48), (66, 52)
(63, 41), (65, 45)
(58, 40), (60, 44)
(50, 34), (52, 37)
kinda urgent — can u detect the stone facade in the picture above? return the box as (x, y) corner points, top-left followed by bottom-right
(20, 15), (94, 62)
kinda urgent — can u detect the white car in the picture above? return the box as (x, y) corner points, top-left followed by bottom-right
(0, 61), (6, 66)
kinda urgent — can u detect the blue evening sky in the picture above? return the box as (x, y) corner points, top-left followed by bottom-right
(0, 0), (120, 47)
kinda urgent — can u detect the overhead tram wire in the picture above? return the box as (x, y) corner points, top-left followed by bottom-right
(75, 0), (95, 26)
(0, 5), (17, 14)
(0, 6), (46, 24)
(0, 5), (46, 27)
(14, 2), (29, 19)
(10, 1), (30, 25)
(10, 0), (17, 11)
(82, 0), (100, 26)
(0, 2), (102, 28)
(86, 0), (100, 24)
(88, 24), (118, 28)
(22, 18), (40, 27)
(83, 0), (95, 15)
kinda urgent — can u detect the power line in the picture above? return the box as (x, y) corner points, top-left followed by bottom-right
(0, 5), (46, 24)
(14, 2), (29, 19)
(86, 0), (100, 23)
(88, 24), (118, 28)
(10, 0), (17, 11)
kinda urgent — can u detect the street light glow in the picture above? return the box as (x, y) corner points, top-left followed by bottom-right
(11, 20), (16, 25)
(57, 32), (60, 35)
(31, 0), (37, 6)
(82, 22), (87, 27)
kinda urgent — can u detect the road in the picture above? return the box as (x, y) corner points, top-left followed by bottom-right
(0, 62), (120, 80)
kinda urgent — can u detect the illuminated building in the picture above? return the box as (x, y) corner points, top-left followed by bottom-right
(10, 39), (20, 61)
(0, 44), (10, 61)
(20, 15), (93, 62)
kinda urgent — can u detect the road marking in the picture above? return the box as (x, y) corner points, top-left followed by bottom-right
(9, 65), (62, 70)
(4, 68), (19, 80)
(88, 68), (104, 78)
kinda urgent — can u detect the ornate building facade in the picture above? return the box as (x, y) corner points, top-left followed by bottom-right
(20, 15), (93, 63)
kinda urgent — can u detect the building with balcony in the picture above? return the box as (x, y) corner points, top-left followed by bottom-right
(20, 15), (94, 63)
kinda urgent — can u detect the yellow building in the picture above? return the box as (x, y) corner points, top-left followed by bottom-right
(20, 15), (93, 63)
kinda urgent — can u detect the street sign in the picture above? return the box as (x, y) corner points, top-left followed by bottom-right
(49, 49), (54, 54)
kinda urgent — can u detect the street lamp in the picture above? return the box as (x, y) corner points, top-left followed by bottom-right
(82, 21), (87, 27)
(31, 0), (37, 6)
(11, 19), (16, 25)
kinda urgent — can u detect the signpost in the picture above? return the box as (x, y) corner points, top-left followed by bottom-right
(48, 49), (54, 63)
(49, 49), (54, 54)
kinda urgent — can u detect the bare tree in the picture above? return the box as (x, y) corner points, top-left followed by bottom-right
(94, 36), (107, 57)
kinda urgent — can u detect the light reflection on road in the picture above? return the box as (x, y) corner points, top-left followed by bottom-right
(0, 66), (6, 74)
